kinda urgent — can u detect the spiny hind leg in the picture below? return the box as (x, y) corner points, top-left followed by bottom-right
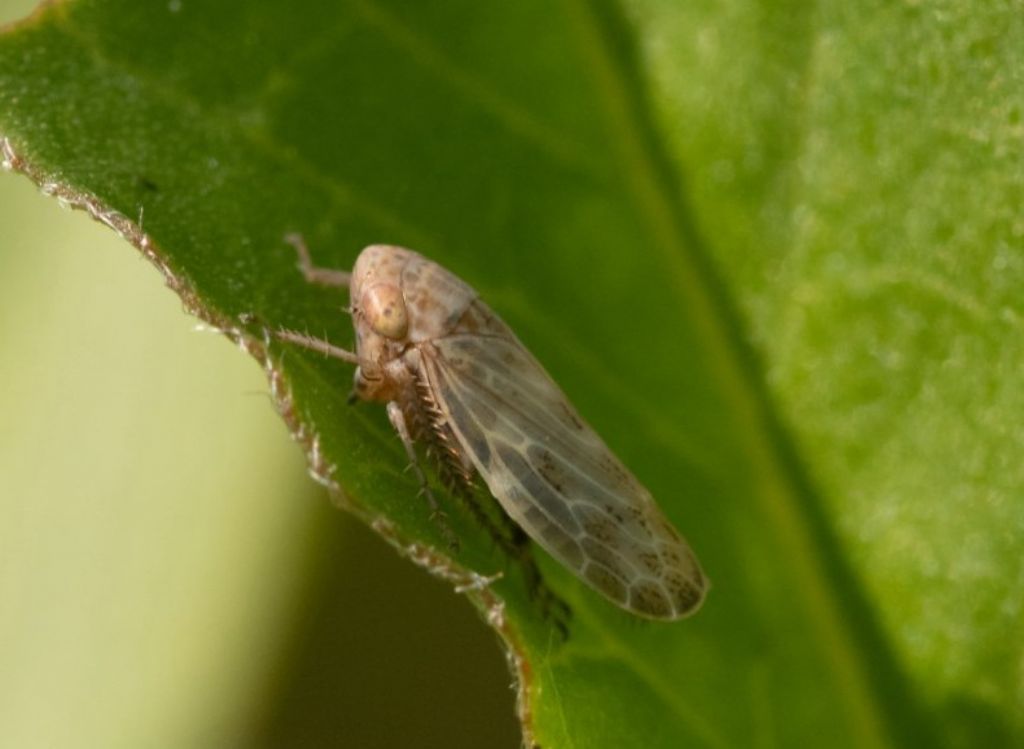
(387, 402), (459, 551)
(285, 233), (352, 288)
(505, 522), (572, 638)
(448, 487), (570, 636)
(450, 486), (519, 555)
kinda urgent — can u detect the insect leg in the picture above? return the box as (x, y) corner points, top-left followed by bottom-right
(387, 401), (460, 551)
(285, 233), (352, 288)
(507, 524), (572, 638)
(416, 468), (569, 633)
(455, 493), (572, 635)
(447, 487), (521, 552)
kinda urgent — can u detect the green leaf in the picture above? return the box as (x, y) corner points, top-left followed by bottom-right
(0, 0), (1015, 746)
(624, 0), (1024, 745)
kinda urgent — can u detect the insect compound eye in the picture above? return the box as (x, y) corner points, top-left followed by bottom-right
(361, 283), (409, 339)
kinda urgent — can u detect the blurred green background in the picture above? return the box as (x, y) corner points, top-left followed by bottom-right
(0, 2), (518, 747)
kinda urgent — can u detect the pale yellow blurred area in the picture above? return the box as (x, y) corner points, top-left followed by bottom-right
(0, 4), (328, 734)
(0, 167), (320, 745)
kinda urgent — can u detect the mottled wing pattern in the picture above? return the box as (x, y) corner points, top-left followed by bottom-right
(419, 326), (707, 619)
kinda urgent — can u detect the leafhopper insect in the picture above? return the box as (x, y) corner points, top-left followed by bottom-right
(277, 239), (708, 620)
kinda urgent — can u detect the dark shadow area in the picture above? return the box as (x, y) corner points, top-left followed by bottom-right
(247, 495), (520, 749)
(940, 694), (1015, 749)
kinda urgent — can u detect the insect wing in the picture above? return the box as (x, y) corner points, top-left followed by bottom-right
(421, 330), (707, 619)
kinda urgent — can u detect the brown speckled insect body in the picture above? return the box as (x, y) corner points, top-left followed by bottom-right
(278, 240), (707, 620)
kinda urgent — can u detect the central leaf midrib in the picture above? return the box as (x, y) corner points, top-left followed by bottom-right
(560, 0), (896, 746)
